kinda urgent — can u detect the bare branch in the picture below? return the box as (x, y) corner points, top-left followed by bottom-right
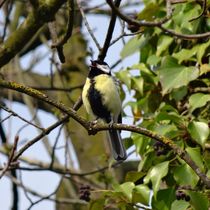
(7, 174), (87, 206)
(0, 0), (67, 67)
(106, 0), (210, 40)
(158, 25), (210, 39)
(13, 115), (69, 161)
(0, 79), (210, 188)
(0, 135), (19, 179)
(98, 0), (122, 61)
(189, 0), (207, 22)
(76, 0), (101, 51)
(106, 0), (170, 27)
(0, 147), (135, 176)
(52, 0), (74, 48)
(0, 104), (44, 131)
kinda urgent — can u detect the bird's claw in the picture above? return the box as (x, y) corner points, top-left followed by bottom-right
(88, 119), (98, 135)
(108, 120), (114, 129)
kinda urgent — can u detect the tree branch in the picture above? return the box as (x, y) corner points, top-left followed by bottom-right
(0, 79), (210, 188)
(98, 0), (122, 61)
(76, 0), (101, 51)
(13, 115), (69, 161)
(0, 136), (19, 179)
(0, 0), (67, 68)
(0, 147), (135, 177)
(7, 174), (87, 206)
(106, 0), (210, 40)
(51, 0), (75, 63)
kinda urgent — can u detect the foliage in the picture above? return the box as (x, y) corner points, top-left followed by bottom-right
(91, 1), (210, 209)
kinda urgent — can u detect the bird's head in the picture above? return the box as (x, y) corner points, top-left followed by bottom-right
(90, 60), (111, 74)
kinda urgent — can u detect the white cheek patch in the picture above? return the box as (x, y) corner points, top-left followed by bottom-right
(97, 64), (111, 74)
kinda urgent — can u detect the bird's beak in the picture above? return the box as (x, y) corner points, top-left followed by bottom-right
(90, 60), (96, 68)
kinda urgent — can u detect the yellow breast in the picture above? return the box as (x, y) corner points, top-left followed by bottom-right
(94, 74), (121, 118)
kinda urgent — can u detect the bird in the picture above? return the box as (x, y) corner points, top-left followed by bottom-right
(82, 60), (127, 161)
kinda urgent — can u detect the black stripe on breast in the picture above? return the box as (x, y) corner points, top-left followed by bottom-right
(88, 79), (111, 123)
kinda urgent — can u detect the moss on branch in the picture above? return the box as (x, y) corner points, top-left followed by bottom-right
(1, 79), (210, 188)
(0, 0), (66, 68)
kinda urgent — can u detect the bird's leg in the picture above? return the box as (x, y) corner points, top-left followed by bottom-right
(108, 119), (114, 129)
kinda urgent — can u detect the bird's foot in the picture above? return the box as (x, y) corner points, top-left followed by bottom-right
(88, 119), (98, 135)
(108, 120), (114, 129)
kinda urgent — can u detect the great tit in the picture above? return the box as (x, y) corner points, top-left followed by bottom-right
(82, 60), (127, 161)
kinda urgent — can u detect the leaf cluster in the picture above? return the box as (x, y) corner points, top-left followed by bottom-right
(91, 1), (210, 209)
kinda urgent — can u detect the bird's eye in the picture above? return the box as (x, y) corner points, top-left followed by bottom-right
(90, 60), (97, 67)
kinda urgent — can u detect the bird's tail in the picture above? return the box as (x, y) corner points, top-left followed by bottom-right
(108, 129), (127, 161)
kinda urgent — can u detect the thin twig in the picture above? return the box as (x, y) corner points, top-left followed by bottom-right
(0, 135), (19, 179)
(48, 21), (66, 63)
(98, 0), (122, 61)
(0, 147), (135, 176)
(49, 123), (65, 168)
(106, 0), (170, 27)
(77, 0), (101, 51)
(110, 31), (142, 46)
(7, 174), (87, 206)
(13, 115), (69, 161)
(106, 0), (210, 40)
(51, 0), (75, 63)
(11, 168), (18, 210)
(2, 0), (13, 41)
(158, 25), (210, 39)
(52, 0), (74, 47)
(0, 114), (12, 124)
(0, 104), (44, 131)
(189, 0), (207, 22)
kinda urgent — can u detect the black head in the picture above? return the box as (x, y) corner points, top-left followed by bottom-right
(89, 60), (111, 76)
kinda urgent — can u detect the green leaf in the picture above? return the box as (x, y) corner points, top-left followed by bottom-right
(147, 54), (161, 65)
(189, 93), (210, 113)
(173, 39), (210, 64)
(188, 121), (209, 148)
(132, 133), (149, 156)
(173, 164), (199, 187)
(132, 184), (151, 205)
(114, 182), (135, 202)
(116, 70), (132, 89)
(156, 111), (182, 124)
(171, 86), (188, 101)
(144, 161), (169, 198)
(120, 36), (146, 58)
(156, 35), (173, 56)
(125, 171), (145, 183)
(159, 57), (199, 95)
(138, 150), (155, 172)
(132, 63), (157, 84)
(132, 77), (144, 96)
(197, 39), (210, 64)
(137, 2), (160, 21)
(89, 199), (105, 210)
(152, 188), (176, 210)
(153, 124), (178, 138)
(171, 200), (190, 210)
(186, 147), (204, 171)
(173, 47), (198, 64)
(188, 191), (209, 210)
